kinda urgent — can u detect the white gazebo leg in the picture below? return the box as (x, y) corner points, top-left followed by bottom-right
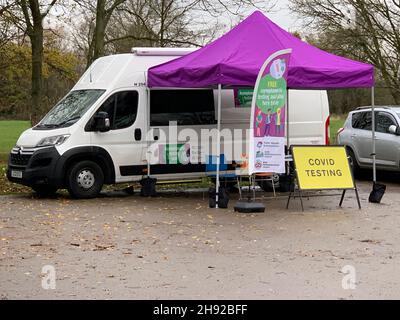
(286, 90), (290, 173)
(372, 86), (376, 183)
(215, 84), (222, 209)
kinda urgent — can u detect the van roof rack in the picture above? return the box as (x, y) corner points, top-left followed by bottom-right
(131, 47), (196, 56)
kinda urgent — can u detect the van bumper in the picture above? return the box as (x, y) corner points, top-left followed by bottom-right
(6, 146), (63, 188)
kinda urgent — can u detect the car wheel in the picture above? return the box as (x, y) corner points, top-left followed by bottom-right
(347, 149), (359, 176)
(32, 185), (58, 197)
(67, 161), (104, 199)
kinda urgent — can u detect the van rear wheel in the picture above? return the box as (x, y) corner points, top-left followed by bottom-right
(257, 174), (280, 192)
(67, 161), (104, 199)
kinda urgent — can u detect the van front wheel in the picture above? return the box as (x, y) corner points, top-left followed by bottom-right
(67, 161), (104, 199)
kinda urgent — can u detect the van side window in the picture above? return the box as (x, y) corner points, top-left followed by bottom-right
(97, 91), (138, 130)
(376, 112), (397, 134)
(150, 90), (216, 126)
(98, 95), (116, 128)
(352, 111), (372, 131)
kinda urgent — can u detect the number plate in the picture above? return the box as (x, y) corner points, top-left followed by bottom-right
(11, 170), (23, 179)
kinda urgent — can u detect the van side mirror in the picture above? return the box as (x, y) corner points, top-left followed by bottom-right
(388, 125), (400, 135)
(93, 111), (111, 132)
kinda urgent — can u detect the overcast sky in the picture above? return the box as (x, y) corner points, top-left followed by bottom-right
(266, 0), (298, 31)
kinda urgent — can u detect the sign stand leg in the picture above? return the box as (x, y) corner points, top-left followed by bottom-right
(298, 190), (304, 212)
(286, 190), (304, 211)
(287, 174), (304, 211)
(354, 187), (362, 210)
(339, 188), (361, 209)
(286, 191), (292, 209)
(339, 190), (346, 207)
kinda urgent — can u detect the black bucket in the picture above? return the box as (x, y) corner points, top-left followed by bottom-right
(369, 182), (386, 204)
(140, 177), (157, 197)
(209, 187), (230, 209)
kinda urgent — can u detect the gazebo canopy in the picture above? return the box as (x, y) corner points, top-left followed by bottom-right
(148, 11), (374, 89)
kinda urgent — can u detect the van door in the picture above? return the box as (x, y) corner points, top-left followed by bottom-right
(89, 89), (147, 182)
(375, 111), (399, 168)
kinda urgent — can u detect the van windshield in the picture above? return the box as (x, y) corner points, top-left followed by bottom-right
(36, 89), (105, 129)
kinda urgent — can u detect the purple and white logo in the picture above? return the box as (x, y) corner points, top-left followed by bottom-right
(270, 59), (286, 79)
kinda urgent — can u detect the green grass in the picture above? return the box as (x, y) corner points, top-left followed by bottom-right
(0, 120), (31, 161)
(330, 115), (346, 144)
(0, 117), (347, 194)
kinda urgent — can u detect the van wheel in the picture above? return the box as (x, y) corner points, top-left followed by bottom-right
(67, 161), (104, 199)
(257, 174), (280, 192)
(32, 185), (58, 197)
(211, 178), (238, 193)
(347, 149), (359, 176)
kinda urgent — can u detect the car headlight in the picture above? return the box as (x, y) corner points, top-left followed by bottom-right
(36, 135), (70, 147)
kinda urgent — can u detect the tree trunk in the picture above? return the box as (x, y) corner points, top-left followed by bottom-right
(30, 22), (44, 126)
(88, 0), (106, 67)
(391, 88), (400, 105)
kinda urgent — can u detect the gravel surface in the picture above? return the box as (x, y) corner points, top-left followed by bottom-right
(0, 181), (399, 300)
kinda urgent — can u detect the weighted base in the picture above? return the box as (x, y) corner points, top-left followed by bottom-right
(234, 200), (265, 213)
(369, 182), (386, 204)
(140, 177), (157, 197)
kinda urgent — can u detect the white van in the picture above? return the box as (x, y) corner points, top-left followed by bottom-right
(7, 48), (330, 198)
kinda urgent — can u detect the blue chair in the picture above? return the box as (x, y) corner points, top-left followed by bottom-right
(206, 154), (237, 180)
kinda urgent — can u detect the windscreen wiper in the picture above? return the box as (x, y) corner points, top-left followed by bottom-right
(54, 116), (81, 127)
(36, 123), (58, 128)
(36, 116), (81, 129)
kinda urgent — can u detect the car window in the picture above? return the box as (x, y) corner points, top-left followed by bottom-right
(97, 91), (138, 130)
(352, 112), (363, 129)
(376, 112), (397, 134)
(352, 111), (372, 130)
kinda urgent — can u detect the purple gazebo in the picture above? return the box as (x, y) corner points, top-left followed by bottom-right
(148, 11), (376, 207)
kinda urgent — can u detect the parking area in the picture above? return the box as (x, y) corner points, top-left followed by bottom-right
(1, 179), (400, 300)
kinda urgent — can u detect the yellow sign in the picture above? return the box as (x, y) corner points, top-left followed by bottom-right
(292, 146), (355, 190)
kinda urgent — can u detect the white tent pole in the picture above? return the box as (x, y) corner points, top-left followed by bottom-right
(286, 89), (290, 173)
(146, 88), (151, 177)
(216, 84), (222, 209)
(372, 86), (376, 183)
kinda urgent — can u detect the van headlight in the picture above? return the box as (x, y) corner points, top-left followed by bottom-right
(36, 134), (70, 147)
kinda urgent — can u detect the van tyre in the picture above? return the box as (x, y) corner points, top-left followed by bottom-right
(32, 185), (58, 197)
(257, 175), (280, 192)
(67, 161), (104, 199)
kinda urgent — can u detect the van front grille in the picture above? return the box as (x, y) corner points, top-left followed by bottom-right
(10, 153), (32, 166)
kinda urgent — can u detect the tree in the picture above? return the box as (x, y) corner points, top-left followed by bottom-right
(71, 0), (129, 67)
(105, 0), (217, 52)
(0, 1), (23, 49)
(290, 0), (400, 104)
(2, 0), (61, 124)
(73, 0), (276, 68)
(0, 37), (79, 120)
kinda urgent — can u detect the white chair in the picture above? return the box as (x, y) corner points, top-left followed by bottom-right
(235, 154), (276, 199)
(251, 172), (276, 198)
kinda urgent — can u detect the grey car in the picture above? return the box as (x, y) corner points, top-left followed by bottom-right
(337, 106), (400, 173)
